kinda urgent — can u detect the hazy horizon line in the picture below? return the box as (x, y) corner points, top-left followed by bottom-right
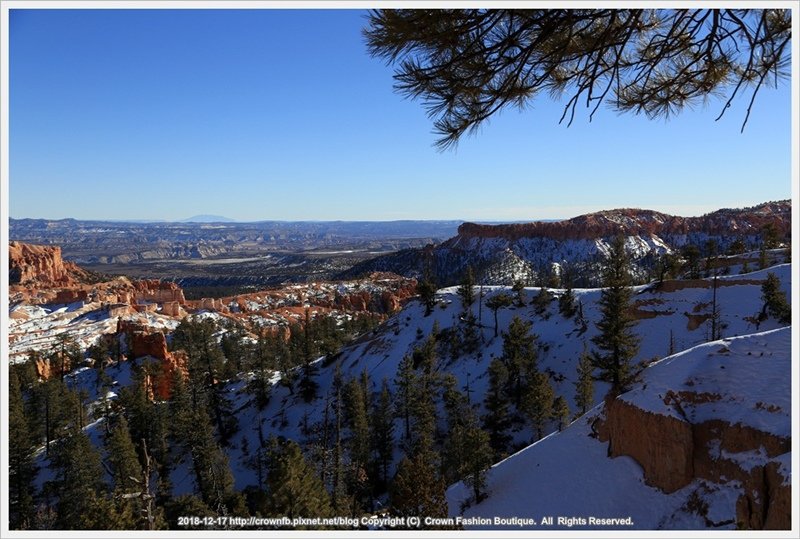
(7, 198), (790, 225)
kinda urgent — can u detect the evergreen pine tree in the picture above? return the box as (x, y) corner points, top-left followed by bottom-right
(107, 415), (143, 494)
(485, 292), (512, 338)
(263, 437), (332, 521)
(740, 259), (751, 274)
(482, 359), (512, 459)
(501, 316), (538, 409)
(394, 354), (416, 442)
(761, 272), (791, 324)
(592, 236), (641, 395)
(682, 244), (701, 279)
(761, 222), (780, 249)
(417, 278), (437, 316)
(458, 422), (493, 504)
(558, 286), (577, 318)
(459, 311), (481, 355)
(9, 369), (37, 529)
(409, 372), (437, 457)
(35, 377), (81, 456)
(758, 244), (769, 270)
(186, 407), (245, 516)
(248, 329), (273, 410)
(48, 428), (108, 529)
(440, 375), (469, 483)
(552, 396), (570, 431)
(371, 379), (395, 488)
(343, 378), (371, 512)
(172, 316), (238, 440)
(511, 279), (526, 306)
(533, 286), (553, 316)
(390, 453), (448, 519)
(575, 346), (595, 415)
(523, 371), (555, 440)
(299, 310), (320, 403)
(457, 266), (475, 309)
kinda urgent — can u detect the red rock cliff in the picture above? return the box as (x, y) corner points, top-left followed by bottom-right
(9, 241), (86, 286)
(454, 201), (790, 243)
(599, 397), (790, 529)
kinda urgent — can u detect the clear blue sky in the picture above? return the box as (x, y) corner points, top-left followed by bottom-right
(9, 9), (792, 222)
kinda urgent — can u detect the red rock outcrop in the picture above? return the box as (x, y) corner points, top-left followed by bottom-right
(600, 397), (694, 493)
(115, 319), (188, 400)
(33, 354), (71, 380)
(131, 279), (186, 304)
(146, 350), (189, 401)
(161, 301), (185, 317)
(453, 201), (790, 243)
(54, 289), (89, 304)
(599, 396), (791, 529)
(9, 241), (86, 286)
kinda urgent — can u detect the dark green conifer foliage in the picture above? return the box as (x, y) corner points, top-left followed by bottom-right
(9, 369), (37, 529)
(501, 316), (538, 408)
(412, 332), (438, 373)
(409, 371), (437, 457)
(417, 278), (437, 316)
(533, 286), (553, 316)
(48, 429), (108, 529)
(592, 236), (641, 395)
(394, 354), (416, 441)
(457, 421), (493, 504)
(390, 453), (448, 519)
(485, 292), (513, 338)
(512, 279), (526, 306)
(523, 371), (555, 440)
(248, 329), (273, 410)
(365, 10), (791, 149)
(299, 310), (320, 403)
(761, 272), (791, 324)
(343, 378), (370, 492)
(186, 407), (244, 516)
(762, 222), (781, 249)
(558, 286), (577, 318)
(172, 316), (238, 441)
(263, 437), (332, 521)
(482, 359), (512, 459)
(371, 379), (395, 488)
(575, 346), (595, 415)
(107, 415), (143, 494)
(457, 266), (475, 308)
(552, 395), (571, 431)
(441, 382), (493, 504)
(35, 377), (81, 455)
(758, 244), (769, 270)
(117, 367), (170, 472)
(459, 311), (481, 355)
(683, 244), (702, 279)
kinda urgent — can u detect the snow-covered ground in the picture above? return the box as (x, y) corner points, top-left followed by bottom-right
(446, 327), (791, 530)
(23, 262), (791, 529)
(213, 263), (791, 495)
(8, 301), (180, 363)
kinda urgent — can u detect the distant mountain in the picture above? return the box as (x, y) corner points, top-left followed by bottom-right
(179, 214), (236, 223)
(339, 200), (791, 286)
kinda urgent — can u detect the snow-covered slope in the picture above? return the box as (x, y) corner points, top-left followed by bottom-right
(215, 264), (791, 494)
(31, 263), (791, 530)
(342, 201), (790, 286)
(446, 327), (791, 530)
